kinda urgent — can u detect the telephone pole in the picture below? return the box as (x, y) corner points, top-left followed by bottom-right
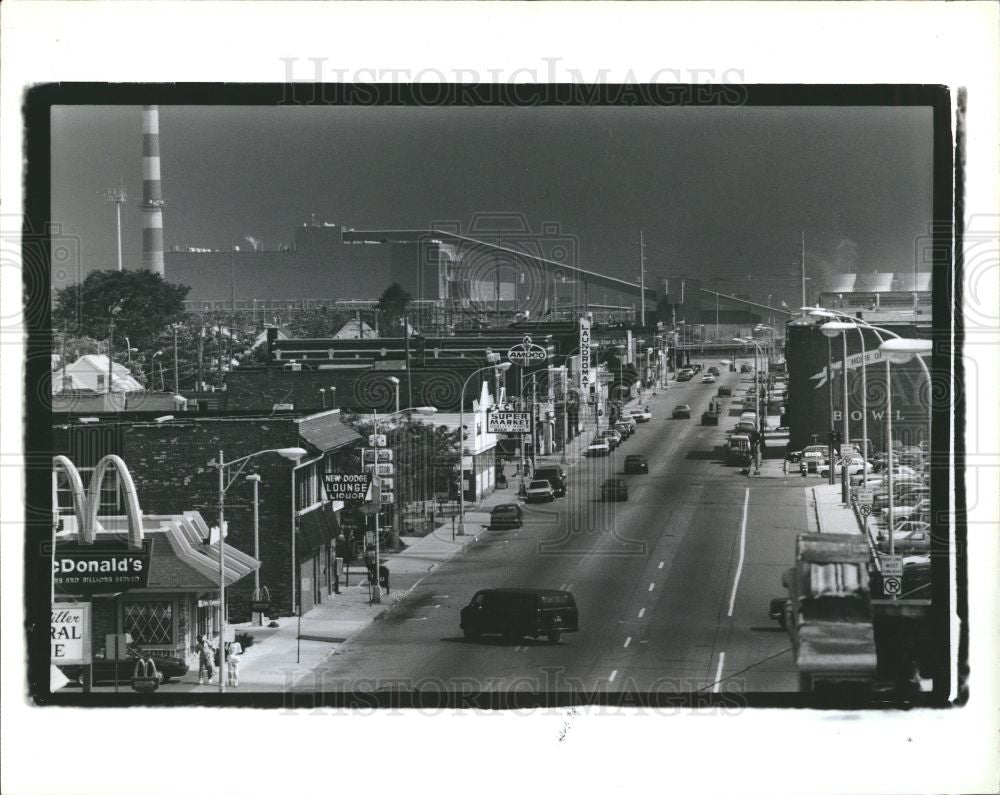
(638, 229), (647, 327)
(801, 231), (807, 308)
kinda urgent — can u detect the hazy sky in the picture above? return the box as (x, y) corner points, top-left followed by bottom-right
(51, 103), (934, 306)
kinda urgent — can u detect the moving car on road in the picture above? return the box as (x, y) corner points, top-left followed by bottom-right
(717, 385), (732, 397)
(676, 368), (694, 382)
(525, 480), (555, 503)
(701, 374), (716, 384)
(628, 408), (652, 423)
(672, 404), (692, 419)
(460, 588), (579, 644)
(799, 445), (829, 474)
(489, 503), (523, 530)
(600, 478), (629, 501)
(623, 454), (649, 474)
(586, 439), (611, 457)
(708, 366), (720, 376)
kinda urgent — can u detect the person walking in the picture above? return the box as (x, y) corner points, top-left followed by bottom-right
(747, 428), (762, 475)
(196, 635), (215, 685)
(226, 640), (243, 687)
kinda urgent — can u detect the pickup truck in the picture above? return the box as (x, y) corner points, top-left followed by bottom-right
(779, 533), (878, 692)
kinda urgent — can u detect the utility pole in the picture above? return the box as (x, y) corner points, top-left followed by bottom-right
(638, 229), (647, 328)
(104, 185), (127, 272)
(197, 328), (204, 391)
(801, 231), (807, 308)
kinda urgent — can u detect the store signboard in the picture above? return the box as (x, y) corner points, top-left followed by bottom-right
(579, 318), (591, 390)
(323, 473), (372, 502)
(51, 603), (91, 665)
(52, 540), (151, 595)
(487, 411), (531, 434)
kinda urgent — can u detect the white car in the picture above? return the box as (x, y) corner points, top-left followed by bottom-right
(628, 409), (652, 423)
(818, 456), (874, 478)
(884, 497), (930, 524)
(877, 524), (931, 554)
(701, 374), (716, 384)
(586, 439), (611, 457)
(525, 479), (555, 503)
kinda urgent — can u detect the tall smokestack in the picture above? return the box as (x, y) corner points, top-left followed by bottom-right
(141, 105), (165, 275)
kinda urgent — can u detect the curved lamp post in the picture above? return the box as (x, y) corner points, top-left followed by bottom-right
(820, 321), (855, 500)
(734, 337), (764, 434)
(878, 338), (933, 563)
(367, 406), (437, 603)
(458, 362), (511, 537)
(214, 446), (307, 693)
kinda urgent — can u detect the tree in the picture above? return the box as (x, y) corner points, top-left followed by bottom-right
(52, 270), (191, 352)
(376, 282), (412, 333)
(284, 304), (350, 339)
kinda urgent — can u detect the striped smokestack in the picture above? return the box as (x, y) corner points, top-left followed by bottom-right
(141, 105), (165, 275)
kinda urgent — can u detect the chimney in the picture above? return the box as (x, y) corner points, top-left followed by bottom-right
(141, 105), (165, 275)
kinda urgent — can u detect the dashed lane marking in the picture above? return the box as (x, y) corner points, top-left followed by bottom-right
(609, 670), (618, 683)
(623, 637), (632, 648)
(713, 652), (726, 693)
(658, 561), (664, 569)
(638, 608), (646, 618)
(648, 582), (655, 592)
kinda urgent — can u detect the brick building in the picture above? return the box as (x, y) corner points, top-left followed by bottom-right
(52, 410), (362, 619)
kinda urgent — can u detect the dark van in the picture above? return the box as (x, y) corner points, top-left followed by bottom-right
(460, 588), (579, 643)
(532, 465), (566, 497)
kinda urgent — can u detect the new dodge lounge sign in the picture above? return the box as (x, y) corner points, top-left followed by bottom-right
(52, 540), (151, 595)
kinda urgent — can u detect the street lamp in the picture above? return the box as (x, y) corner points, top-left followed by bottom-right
(213, 446), (307, 693)
(878, 338), (932, 563)
(458, 362), (512, 537)
(820, 321), (853, 499)
(171, 323), (184, 394)
(368, 406), (437, 603)
(151, 351), (164, 392)
(820, 320), (868, 490)
(388, 376), (400, 415)
(245, 474), (261, 600)
(733, 337), (764, 435)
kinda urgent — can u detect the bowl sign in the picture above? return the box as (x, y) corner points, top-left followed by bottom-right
(507, 336), (547, 366)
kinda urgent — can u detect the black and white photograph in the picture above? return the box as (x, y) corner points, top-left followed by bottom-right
(2, 4), (998, 795)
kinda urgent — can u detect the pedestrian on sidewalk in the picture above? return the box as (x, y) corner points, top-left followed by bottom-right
(195, 635), (215, 685)
(226, 640), (243, 687)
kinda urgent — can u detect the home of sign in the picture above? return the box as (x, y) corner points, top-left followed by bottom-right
(507, 336), (547, 366)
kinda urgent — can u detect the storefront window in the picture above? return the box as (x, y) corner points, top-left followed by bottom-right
(122, 600), (173, 645)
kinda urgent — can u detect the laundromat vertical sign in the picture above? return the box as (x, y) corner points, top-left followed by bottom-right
(51, 603), (91, 665)
(578, 317), (591, 392)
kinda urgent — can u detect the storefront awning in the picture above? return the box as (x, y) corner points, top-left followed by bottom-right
(298, 503), (341, 552)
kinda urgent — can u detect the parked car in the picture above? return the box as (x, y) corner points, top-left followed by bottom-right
(676, 369), (694, 382)
(628, 408), (652, 423)
(691, 363), (704, 374)
(614, 422), (632, 440)
(877, 522), (931, 554)
(619, 416), (637, 433)
(600, 478), (629, 501)
(701, 374), (716, 384)
(717, 385), (732, 397)
(525, 479), (555, 503)
(600, 429), (622, 449)
(701, 410), (719, 426)
(624, 454), (649, 474)
(708, 366), (720, 376)
(786, 449), (803, 464)
(884, 498), (930, 524)
(586, 439), (611, 457)
(532, 466), (567, 497)
(817, 456), (874, 478)
(60, 644), (189, 686)
(726, 435), (752, 467)
(489, 503), (523, 530)
(672, 404), (692, 419)
(740, 363), (753, 373)
(460, 588), (579, 644)
(734, 420), (757, 435)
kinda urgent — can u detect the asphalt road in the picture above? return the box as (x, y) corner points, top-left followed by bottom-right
(305, 360), (802, 697)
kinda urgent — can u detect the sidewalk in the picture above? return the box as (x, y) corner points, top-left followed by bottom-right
(807, 483), (865, 535)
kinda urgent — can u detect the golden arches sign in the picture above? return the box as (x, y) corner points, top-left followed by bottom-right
(52, 455), (144, 549)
